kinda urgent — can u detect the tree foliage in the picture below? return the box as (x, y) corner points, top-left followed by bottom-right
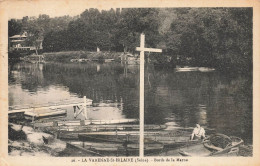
(9, 8), (252, 73)
(8, 19), (22, 37)
(163, 8), (252, 72)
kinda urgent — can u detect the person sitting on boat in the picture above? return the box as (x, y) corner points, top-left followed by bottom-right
(191, 124), (205, 140)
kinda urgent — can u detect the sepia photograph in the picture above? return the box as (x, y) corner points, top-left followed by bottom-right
(1, 0), (260, 165)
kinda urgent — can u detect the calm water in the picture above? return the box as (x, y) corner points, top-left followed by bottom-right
(144, 65), (252, 144)
(8, 62), (252, 144)
(8, 62), (139, 120)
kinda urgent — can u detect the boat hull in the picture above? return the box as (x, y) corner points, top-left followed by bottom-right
(178, 134), (243, 157)
(77, 130), (192, 144)
(68, 141), (163, 156)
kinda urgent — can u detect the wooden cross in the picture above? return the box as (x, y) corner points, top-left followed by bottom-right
(136, 33), (162, 157)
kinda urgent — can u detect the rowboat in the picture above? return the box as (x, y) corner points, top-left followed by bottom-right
(144, 130), (191, 145)
(148, 140), (203, 156)
(198, 67), (215, 72)
(178, 134), (243, 157)
(60, 119), (139, 125)
(77, 130), (192, 144)
(67, 141), (163, 156)
(78, 131), (141, 143)
(35, 124), (166, 132)
(41, 124), (167, 140)
(33, 119), (138, 128)
(176, 67), (199, 72)
(175, 67), (215, 72)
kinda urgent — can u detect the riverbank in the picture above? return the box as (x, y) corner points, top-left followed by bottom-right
(9, 123), (66, 156)
(26, 51), (125, 63)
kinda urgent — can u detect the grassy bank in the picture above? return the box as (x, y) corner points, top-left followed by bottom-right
(40, 51), (123, 62)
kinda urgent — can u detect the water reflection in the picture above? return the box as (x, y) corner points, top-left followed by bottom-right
(9, 62), (140, 120)
(145, 65), (252, 144)
(8, 61), (252, 144)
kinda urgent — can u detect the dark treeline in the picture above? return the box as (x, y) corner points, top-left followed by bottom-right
(9, 8), (252, 73)
(42, 8), (161, 53)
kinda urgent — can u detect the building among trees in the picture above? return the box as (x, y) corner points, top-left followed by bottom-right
(9, 31), (43, 52)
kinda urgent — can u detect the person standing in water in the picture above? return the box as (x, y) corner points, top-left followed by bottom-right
(191, 124), (205, 140)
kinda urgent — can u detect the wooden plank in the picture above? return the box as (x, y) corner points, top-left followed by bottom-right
(8, 100), (92, 114)
(24, 108), (67, 120)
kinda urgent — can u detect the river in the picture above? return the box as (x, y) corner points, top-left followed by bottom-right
(8, 61), (252, 145)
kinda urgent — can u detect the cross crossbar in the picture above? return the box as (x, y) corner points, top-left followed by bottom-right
(136, 47), (162, 53)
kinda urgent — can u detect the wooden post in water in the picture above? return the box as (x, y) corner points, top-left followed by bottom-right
(136, 33), (162, 157)
(83, 96), (87, 119)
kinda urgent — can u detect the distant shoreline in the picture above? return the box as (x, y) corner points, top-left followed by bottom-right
(9, 50), (125, 63)
(43, 51), (123, 63)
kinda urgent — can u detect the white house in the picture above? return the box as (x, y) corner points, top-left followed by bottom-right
(9, 32), (43, 51)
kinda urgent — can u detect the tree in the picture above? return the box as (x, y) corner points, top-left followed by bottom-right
(163, 8), (252, 72)
(8, 19), (22, 37)
(117, 8), (161, 53)
(25, 17), (43, 55)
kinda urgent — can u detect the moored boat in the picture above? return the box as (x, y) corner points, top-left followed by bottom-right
(68, 141), (163, 156)
(77, 130), (192, 144)
(176, 67), (199, 72)
(78, 131), (141, 143)
(35, 124), (167, 132)
(32, 119), (139, 128)
(175, 67), (215, 72)
(178, 134), (243, 157)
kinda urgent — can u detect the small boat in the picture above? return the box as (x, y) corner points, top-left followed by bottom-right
(68, 141), (163, 156)
(66, 142), (103, 156)
(41, 125), (166, 140)
(104, 59), (115, 62)
(78, 131), (141, 143)
(49, 124), (166, 132)
(176, 67), (215, 72)
(144, 129), (192, 145)
(178, 134), (243, 157)
(149, 140), (204, 156)
(33, 119), (139, 128)
(198, 67), (215, 72)
(77, 130), (192, 144)
(60, 119), (139, 125)
(176, 67), (199, 72)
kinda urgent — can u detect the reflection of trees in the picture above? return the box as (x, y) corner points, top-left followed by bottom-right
(8, 62), (46, 92)
(145, 65), (212, 125)
(9, 62), (139, 118)
(145, 65), (252, 143)
(42, 62), (139, 118)
(206, 75), (252, 143)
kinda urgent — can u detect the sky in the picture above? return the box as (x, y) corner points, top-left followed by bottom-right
(3, 0), (253, 19)
(4, 0), (119, 19)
